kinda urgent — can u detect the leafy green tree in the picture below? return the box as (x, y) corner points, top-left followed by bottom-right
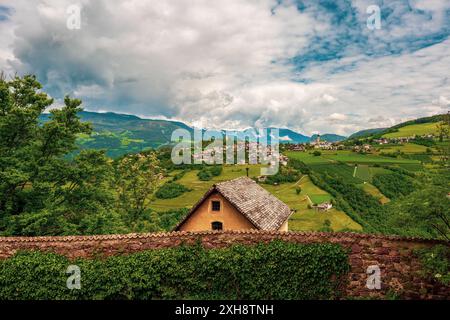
(5, 150), (125, 235)
(436, 113), (449, 142)
(155, 182), (191, 199)
(0, 75), (123, 235)
(389, 173), (450, 240)
(436, 113), (449, 165)
(114, 151), (162, 226)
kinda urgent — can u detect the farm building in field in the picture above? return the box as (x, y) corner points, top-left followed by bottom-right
(313, 202), (333, 212)
(174, 177), (292, 232)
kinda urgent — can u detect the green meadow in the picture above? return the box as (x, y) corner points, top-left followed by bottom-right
(382, 122), (441, 138)
(354, 164), (371, 182)
(149, 165), (264, 212)
(377, 143), (430, 154)
(358, 182), (390, 204)
(323, 151), (421, 164)
(286, 150), (422, 166)
(263, 176), (361, 232)
(284, 151), (335, 164)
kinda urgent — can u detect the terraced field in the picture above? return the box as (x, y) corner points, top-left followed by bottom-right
(308, 161), (395, 183)
(308, 163), (362, 184)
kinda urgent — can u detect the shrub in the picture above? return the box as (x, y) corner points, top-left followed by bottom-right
(209, 165), (223, 177)
(171, 170), (187, 181)
(415, 245), (450, 285)
(197, 170), (212, 181)
(264, 166), (300, 185)
(319, 219), (333, 233)
(197, 165), (222, 181)
(289, 159), (310, 174)
(0, 242), (349, 300)
(155, 182), (191, 199)
(313, 151), (322, 156)
(157, 208), (189, 231)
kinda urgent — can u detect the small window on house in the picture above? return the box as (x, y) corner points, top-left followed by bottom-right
(211, 200), (221, 211)
(212, 221), (223, 230)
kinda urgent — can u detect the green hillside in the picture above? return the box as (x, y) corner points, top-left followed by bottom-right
(346, 113), (446, 141)
(348, 128), (386, 139)
(40, 111), (193, 158)
(310, 133), (347, 142)
(382, 122), (442, 138)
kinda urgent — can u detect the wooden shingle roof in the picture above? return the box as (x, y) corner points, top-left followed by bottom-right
(215, 177), (292, 230)
(174, 176), (292, 231)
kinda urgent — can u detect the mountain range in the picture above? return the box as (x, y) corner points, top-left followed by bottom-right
(40, 111), (347, 158)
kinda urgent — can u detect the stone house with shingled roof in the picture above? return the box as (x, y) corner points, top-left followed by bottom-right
(174, 176), (293, 232)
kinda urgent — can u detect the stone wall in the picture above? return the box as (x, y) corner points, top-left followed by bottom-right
(0, 230), (448, 299)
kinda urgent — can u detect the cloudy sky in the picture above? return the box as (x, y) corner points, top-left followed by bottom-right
(0, 0), (449, 135)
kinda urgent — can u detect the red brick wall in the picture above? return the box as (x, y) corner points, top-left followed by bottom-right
(0, 230), (448, 299)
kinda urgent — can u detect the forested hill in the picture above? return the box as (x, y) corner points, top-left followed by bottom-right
(348, 128), (386, 139)
(310, 133), (347, 142)
(40, 111), (193, 158)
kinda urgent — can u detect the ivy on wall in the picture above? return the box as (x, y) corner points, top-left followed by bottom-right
(415, 245), (450, 286)
(0, 241), (349, 300)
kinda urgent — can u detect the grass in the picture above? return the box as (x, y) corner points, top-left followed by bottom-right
(289, 208), (363, 232)
(359, 183), (390, 204)
(262, 175), (361, 232)
(368, 166), (392, 176)
(396, 163), (424, 172)
(354, 164), (371, 182)
(382, 122), (442, 138)
(309, 163), (362, 184)
(149, 165), (264, 212)
(377, 143), (430, 154)
(285, 151), (335, 164)
(298, 176), (330, 199)
(286, 150), (422, 167)
(322, 151), (421, 164)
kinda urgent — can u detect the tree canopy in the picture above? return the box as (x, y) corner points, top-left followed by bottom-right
(0, 75), (168, 235)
